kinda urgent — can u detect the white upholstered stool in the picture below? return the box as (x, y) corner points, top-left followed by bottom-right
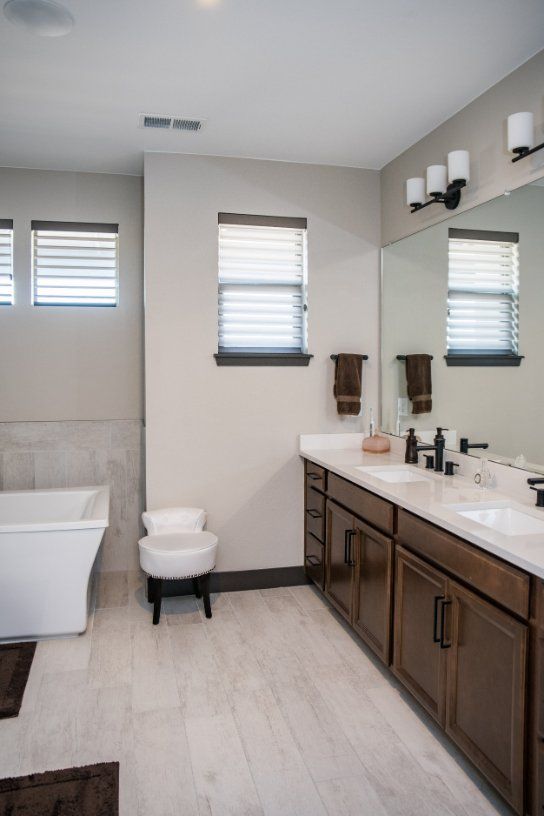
(138, 531), (218, 623)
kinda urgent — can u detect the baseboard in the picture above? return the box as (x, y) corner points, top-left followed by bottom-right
(161, 565), (310, 597)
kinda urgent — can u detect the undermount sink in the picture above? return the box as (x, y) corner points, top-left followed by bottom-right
(355, 465), (431, 484)
(450, 502), (544, 536)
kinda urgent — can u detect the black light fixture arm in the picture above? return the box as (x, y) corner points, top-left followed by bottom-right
(410, 179), (466, 214)
(512, 143), (544, 163)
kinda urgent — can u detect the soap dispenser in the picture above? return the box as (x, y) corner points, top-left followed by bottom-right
(404, 428), (418, 464)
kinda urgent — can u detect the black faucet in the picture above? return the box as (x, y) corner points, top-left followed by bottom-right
(405, 427), (446, 472)
(528, 478), (544, 507)
(460, 438), (489, 455)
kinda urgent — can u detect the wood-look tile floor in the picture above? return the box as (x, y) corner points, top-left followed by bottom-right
(0, 572), (514, 816)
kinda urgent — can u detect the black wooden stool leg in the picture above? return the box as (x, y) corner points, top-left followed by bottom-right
(201, 573), (212, 619)
(152, 578), (163, 625)
(192, 577), (202, 599)
(147, 576), (155, 603)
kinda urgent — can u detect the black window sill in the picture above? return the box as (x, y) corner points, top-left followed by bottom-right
(444, 354), (524, 367)
(214, 352), (313, 367)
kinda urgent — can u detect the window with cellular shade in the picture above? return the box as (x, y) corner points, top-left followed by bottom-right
(32, 221), (118, 306)
(0, 219), (14, 305)
(218, 213), (308, 354)
(447, 229), (519, 356)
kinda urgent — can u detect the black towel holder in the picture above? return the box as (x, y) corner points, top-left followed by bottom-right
(330, 354), (369, 361)
(397, 355), (433, 361)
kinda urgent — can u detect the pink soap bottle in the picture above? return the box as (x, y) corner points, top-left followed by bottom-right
(362, 408), (390, 453)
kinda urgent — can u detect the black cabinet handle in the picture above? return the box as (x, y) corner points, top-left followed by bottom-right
(307, 472), (321, 481)
(347, 529), (357, 567)
(433, 595), (445, 643)
(307, 509), (322, 519)
(439, 599), (452, 649)
(344, 529), (349, 564)
(305, 554), (321, 567)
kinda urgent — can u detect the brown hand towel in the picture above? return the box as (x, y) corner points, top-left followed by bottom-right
(405, 354), (432, 414)
(334, 353), (364, 416)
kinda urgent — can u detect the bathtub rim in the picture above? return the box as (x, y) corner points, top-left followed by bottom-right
(0, 485), (110, 533)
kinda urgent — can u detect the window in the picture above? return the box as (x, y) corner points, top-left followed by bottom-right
(32, 221), (119, 306)
(446, 228), (521, 366)
(0, 219), (14, 305)
(216, 213), (311, 365)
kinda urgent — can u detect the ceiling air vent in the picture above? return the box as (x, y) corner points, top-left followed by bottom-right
(139, 114), (206, 132)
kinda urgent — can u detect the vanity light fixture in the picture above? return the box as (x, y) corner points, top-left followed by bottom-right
(406, 150), (470, 214)
(508, 111), (544, 162)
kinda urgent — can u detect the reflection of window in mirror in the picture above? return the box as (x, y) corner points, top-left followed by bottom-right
(447, 228), (519, 362)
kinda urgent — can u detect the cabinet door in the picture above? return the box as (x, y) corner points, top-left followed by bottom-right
(353, 520), (393, 664)
(325, 501), (355, 621)
(393, 546), (448, 725)
(445, 581), (527, 814)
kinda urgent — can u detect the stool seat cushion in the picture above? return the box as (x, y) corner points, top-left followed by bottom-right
(138, 531), (218, 579)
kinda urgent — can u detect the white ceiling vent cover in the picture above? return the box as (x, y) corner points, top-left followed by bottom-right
(138, 114), (206, 132)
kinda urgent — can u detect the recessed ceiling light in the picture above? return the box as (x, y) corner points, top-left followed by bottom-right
(3, 0), (74, 36)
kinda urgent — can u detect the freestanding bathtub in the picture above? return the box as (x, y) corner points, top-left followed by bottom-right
(0, 486), (109, 640)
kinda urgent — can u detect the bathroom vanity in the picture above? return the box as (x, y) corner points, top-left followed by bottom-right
(301, 443), (544, 816)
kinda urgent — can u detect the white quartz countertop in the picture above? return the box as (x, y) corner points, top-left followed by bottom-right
(300, 443), (544, 580)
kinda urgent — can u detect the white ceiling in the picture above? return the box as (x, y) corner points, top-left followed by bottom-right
(1, 0), (543, 176)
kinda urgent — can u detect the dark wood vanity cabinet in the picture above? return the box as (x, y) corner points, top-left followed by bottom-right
(302, 459), (541, 814)
(322, 475), (394, 663)
(394, 543), (527, 812)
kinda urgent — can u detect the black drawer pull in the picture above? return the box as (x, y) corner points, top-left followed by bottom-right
(307, 472), (322, 481)
(440, 599), (452, 649)
(305, 554), (321, 567)
(433, 595), (445, 643)
(307, 509), (322, 519)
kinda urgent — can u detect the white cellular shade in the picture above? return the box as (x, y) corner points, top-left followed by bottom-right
(218, 223), (307, 352)
(447, 235), (519, 354)
(32, 224), (119, 306)
(0, 224), (14, 305)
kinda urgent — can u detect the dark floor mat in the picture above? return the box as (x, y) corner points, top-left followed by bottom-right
(0, 642), (36, 719)
(0, 762), (119, 816)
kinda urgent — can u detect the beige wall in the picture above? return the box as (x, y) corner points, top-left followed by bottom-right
(381, 49), (544, 246)
(144, 153), (380, 571)
(0, 168), (144, 421)
(382, 184), (544, 465)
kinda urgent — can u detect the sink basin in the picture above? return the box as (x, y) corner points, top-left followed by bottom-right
(356, 466), (431, 484)
(450, 502), (544, 536)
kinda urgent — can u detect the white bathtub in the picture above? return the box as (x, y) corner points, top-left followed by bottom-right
(0, 486), (109, 641)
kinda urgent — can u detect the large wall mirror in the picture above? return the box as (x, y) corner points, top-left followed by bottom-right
(381, 177), (544, 472)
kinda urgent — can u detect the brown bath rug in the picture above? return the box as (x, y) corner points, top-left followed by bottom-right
(0, 762), (119, 816)
(0, 642), (36, 719)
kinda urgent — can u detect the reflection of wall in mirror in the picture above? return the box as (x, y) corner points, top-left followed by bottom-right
(382, 182), (544, 467)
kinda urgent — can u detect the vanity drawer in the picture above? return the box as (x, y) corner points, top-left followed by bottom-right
(305, 460), (327, 493)
(327, 473), (394, 535)
(306, 486), (325, 541)
(397, 509), (530, 619)
(305, 531), (324, 589)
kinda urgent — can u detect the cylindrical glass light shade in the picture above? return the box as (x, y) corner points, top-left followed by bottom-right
(507, 112), (534, 152)
(426, 165), (447, 196)
(447, 150), (470, 183)
(406, 177), (425, 206)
